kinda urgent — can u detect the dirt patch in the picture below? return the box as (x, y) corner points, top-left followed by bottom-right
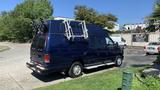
(0, 45), (10, 52)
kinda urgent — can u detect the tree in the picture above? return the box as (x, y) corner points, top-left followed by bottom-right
(12, 0), (53, 19)
(0, 12), (13, 41)
(152, 4), (160, 20)
(75, 6), (97, 24)
(146, 0), (160, 32)
(0, 0), (53, 42)
(74, 5), (117, 29)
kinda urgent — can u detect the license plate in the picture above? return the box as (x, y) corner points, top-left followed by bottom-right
(148, 47), (155, 50)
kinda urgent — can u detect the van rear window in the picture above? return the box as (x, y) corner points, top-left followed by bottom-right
(37, 35), (46, 49)
(32, 33), (47, 49)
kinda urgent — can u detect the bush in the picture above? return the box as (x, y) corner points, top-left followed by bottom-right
(0, 0), (53, 43)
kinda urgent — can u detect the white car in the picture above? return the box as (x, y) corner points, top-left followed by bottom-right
(144, 42), (160, 55)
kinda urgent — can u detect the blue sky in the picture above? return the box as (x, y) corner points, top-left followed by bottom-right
(0, 0), (155, 25)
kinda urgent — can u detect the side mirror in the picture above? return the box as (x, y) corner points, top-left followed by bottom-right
(115, 42), (119, 46)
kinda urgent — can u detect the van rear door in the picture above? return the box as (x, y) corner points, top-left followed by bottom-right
(31, 32), (48, 64)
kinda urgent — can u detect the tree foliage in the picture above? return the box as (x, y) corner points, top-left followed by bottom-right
(146, 0), (160, 32)
(0, 0), (53, 42)
(12, 0), (53, 19)
(151, 0), (160, 20)
(74, 5), (117, 29)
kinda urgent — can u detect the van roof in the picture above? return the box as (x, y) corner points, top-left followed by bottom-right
(47, 20), (109, 37)
(48, 19), (85, 23)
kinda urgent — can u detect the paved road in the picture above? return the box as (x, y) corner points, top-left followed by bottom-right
(0, 42), (156, 90)
(123, 47), (156, 67)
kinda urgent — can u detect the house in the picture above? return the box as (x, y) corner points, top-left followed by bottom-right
(123, 23), (147, 30)
(104, 23), (120, 32)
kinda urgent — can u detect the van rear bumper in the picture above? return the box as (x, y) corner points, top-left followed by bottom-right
(26, 62), (52, 75)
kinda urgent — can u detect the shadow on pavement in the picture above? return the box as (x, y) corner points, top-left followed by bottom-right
(146, 54), (158, 56)
(31, 72), (67, 82)
(84, 65), (115, 74)
(31, 65), (115, 82)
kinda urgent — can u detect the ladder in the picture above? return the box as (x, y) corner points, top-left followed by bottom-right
(63, 20), (88, 40)
(63, 20), (74, 40)
(80, 21), (88, 39)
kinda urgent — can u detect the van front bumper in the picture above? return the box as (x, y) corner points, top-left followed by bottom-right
(26, 62), (50, 75)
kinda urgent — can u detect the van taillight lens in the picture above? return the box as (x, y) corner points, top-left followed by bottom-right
(44, 54), (50, 63)
(157, 47), (160, 52)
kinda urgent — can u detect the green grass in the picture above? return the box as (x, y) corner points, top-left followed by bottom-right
(34, 66), (160, 90)
(0, 45), (10, 52)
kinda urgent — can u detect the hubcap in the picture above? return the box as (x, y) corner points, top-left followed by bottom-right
(73, 65), (81, 75)
(117, 58), (122, 65)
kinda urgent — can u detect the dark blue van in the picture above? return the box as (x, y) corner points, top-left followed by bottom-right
(26, 20), (124, 78)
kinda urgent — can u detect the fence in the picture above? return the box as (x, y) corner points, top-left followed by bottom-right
(112, 33), (160, 46)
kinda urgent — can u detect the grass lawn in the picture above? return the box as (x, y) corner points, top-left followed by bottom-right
(35, 66), (160, 90)
(0, 45), (10, 52)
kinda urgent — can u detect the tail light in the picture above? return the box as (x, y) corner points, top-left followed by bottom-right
(144, 46), (146, 49)
(157, 47), (160, 52)
(44, 54), (50, 63)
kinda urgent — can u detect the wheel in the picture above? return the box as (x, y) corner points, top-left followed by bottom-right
(123, 44), (127, 49)
(68, 62), (83, 78)
(146, 52), (150, 56)
(115, 56), (123, 67)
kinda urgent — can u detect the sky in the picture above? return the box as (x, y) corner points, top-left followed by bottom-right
(0, 0), (155, 25)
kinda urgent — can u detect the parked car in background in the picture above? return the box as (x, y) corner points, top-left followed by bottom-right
(110, 36), (127, 49)
(144, 42), (160, 55)
(26, 20), (124, 78)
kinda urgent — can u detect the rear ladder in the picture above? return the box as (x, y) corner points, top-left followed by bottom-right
(63, 20), (88, 40)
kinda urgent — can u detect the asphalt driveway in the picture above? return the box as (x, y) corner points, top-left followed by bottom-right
(0, 42), (156, 90)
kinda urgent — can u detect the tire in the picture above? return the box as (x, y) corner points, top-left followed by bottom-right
(146, 52), (150, 56)
(68, 62), (83, 78)
(115, 56), (123, 67)
(123, 44), (127, 49)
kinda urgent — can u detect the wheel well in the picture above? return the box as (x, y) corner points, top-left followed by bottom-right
(116, 55), (124, 60)
(72, 58), (84, 66)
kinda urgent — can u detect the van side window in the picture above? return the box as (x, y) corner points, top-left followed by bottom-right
(89, 36), (106, 49)
(105, 37), (114, 45)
